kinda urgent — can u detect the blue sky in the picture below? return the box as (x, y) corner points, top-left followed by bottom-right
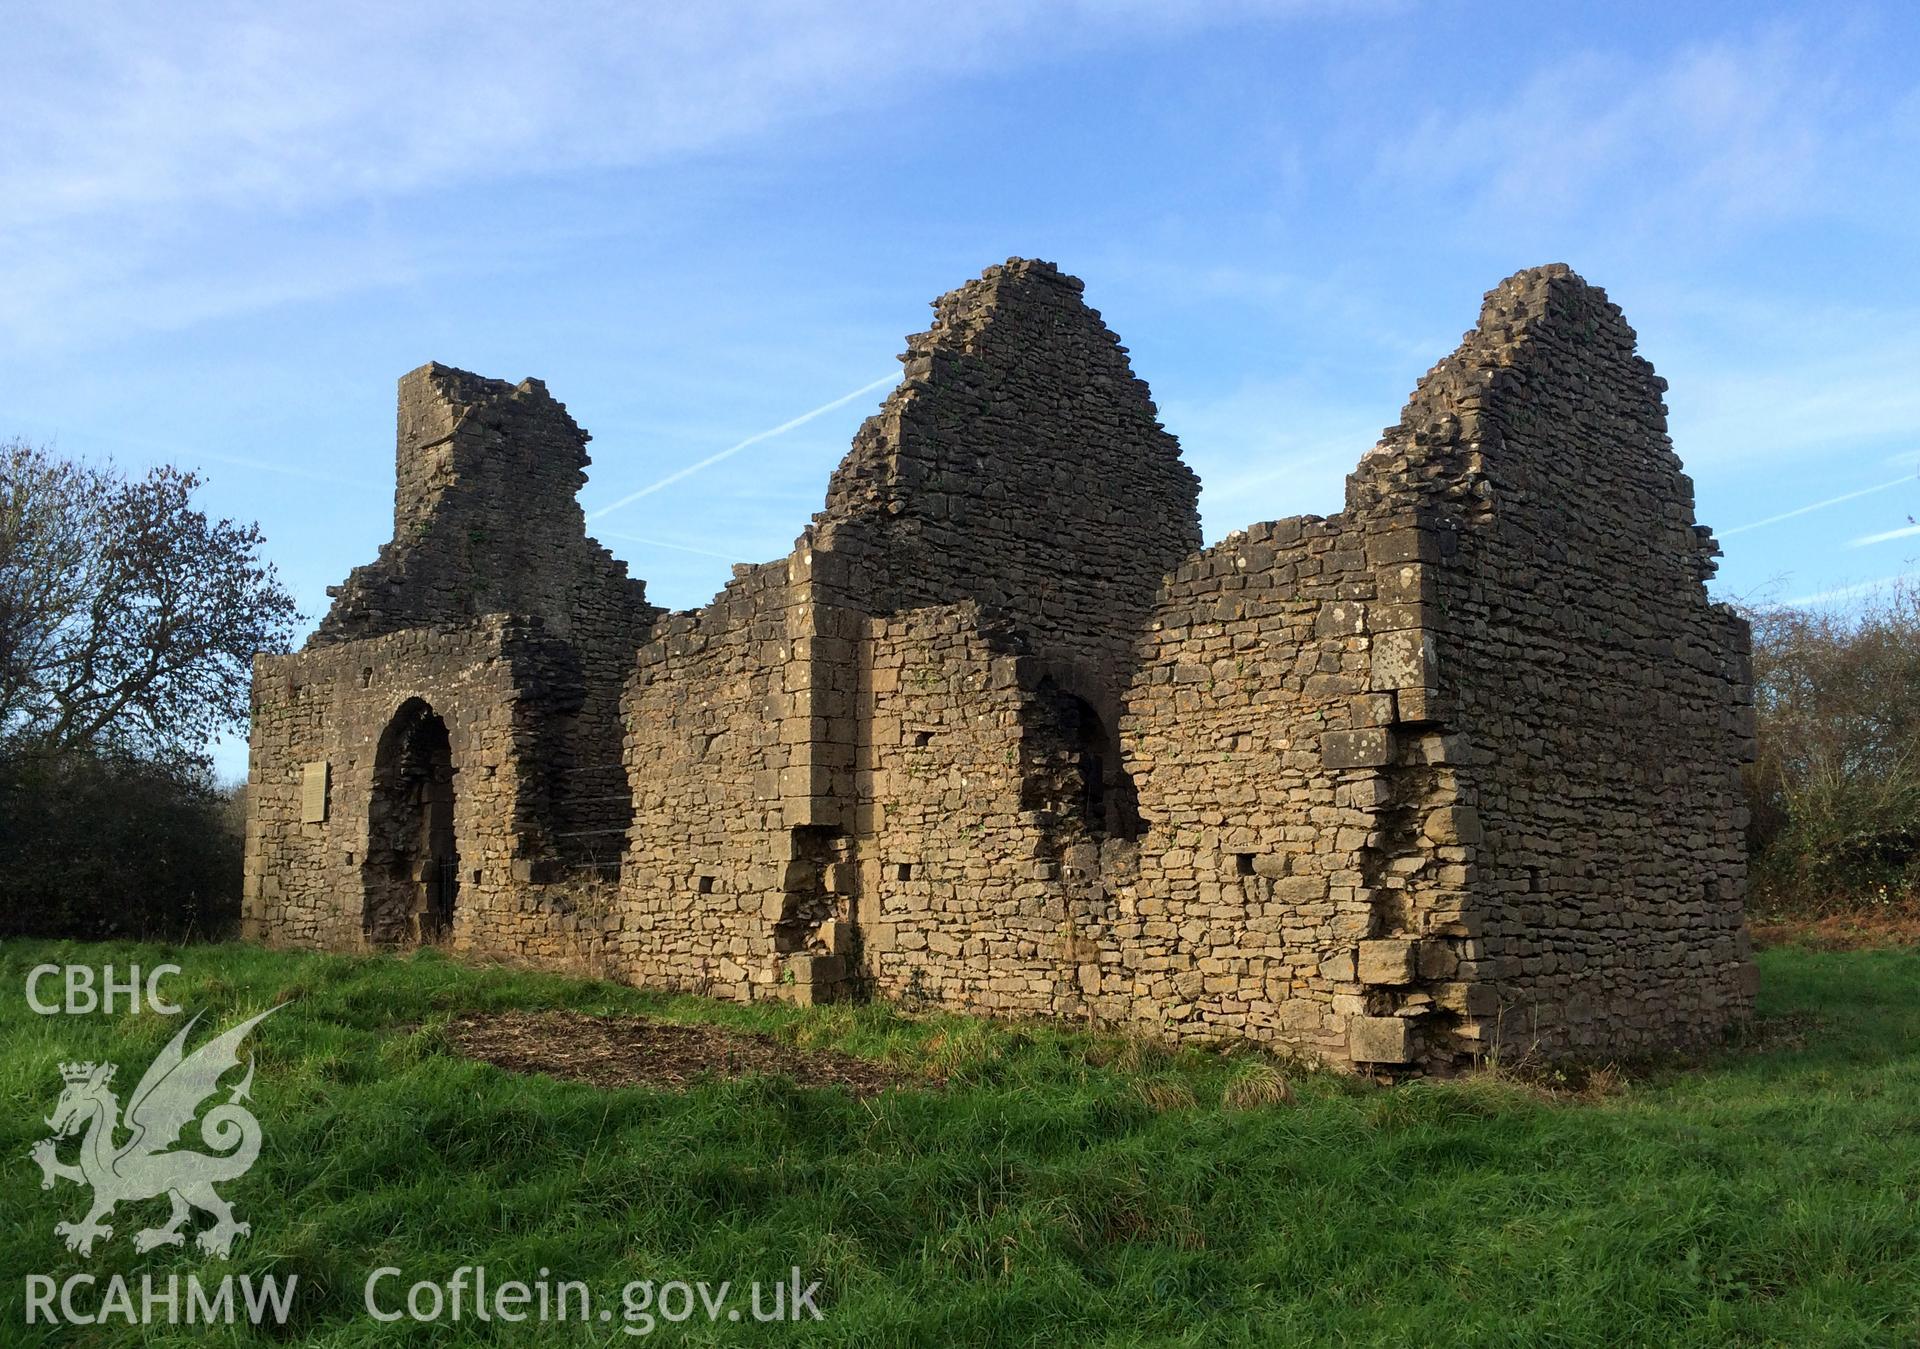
(5, 1), (1918, 780)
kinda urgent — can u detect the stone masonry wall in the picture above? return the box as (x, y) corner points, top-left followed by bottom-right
(316, 364), (653, 646)
(617, 559), (801, 1000)
(1354, 266), (1756, 1059)
(242, 619), (611, 968)
(808, 259), (1202, 710)
(315, 364), (659, 864)
(246, 258), (1752, 1073)
(1111, 510), (1472, 1068)
(852, 604), (1079, 1016)
(246, 365), (662, 967)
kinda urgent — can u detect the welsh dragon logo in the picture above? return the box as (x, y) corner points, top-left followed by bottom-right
(29, 1007), (280, 1259)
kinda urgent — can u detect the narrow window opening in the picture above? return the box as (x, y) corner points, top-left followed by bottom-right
(1034, 678), (1142, 841)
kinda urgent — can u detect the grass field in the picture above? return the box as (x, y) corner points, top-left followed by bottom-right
(1, 938), (1915, 1346)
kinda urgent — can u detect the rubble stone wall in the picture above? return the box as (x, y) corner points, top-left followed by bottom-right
(1360, 266), (1757, 1058)
(852, 604), (1078, 1016)
(618, 559), (800, 1000)
(245, 258), (1753, 1072)
(1110, 479), (1490, 1068)
(315, 364), (658, 867)
(808, 258), (1202, 707)
(241, 620), (601, 965)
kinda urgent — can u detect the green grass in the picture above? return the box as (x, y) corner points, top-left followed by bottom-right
(1, 939), (1916, 1346)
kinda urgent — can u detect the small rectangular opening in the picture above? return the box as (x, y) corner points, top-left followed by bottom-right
(894, 863), (913, 882)
(911, 729), (934, 747)
(1234, 853), (1255, 876)
(696, 875), (716, 894)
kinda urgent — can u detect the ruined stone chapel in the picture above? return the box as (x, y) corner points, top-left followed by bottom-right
(243, 259), (1757, 1071)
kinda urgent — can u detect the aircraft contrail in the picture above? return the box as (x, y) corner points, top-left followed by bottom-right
(587, 373), (897, 522)
(1785, 571), (1920, 607)
(198, 451), (381, 490)
(1720, 472), (1916, 537)
(1849, 522), (1920, 549)
(596, 529), (743, 562)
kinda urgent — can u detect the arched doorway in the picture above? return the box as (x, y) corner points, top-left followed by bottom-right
(363, 698), (459, 946)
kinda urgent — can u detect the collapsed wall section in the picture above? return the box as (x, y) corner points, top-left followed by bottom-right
(316, 364), (654, 645)
(306, 363), (660, 875)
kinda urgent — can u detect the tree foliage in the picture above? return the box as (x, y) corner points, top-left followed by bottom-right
(1, 439), (298, 765)
(1, 439), (293, 937)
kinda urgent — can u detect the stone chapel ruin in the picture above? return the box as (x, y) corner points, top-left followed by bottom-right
(243, 259), (1757, 1072)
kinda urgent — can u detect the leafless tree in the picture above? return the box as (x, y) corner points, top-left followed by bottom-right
(1744, 579), (1920, 908)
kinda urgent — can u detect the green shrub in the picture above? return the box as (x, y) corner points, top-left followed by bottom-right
(0, 748), (241, 939)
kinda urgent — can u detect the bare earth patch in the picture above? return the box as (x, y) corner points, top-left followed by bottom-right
(1750, 906), (1920, 952)
(442, 1010), (936, 1096)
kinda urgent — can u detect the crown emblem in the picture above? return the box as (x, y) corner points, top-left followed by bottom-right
(35, 1006), (281, 1260)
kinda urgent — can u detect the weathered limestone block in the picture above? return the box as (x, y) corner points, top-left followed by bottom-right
(1424, 805), (1483, 845)
(1348, 1015), (1414, 1064)
(1357, 939), (1417, 986)
(1321, 729), (1395, 770)
(1371, 629), (1437, 692)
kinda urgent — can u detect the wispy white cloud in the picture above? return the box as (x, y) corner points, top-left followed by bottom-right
(1376, 22), (1910, 235)
(1669, 332), (1920, 470)
(0, 2), (1354, 351)
(4, 5), (951, 228)
(12, 2), (1375, 227)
